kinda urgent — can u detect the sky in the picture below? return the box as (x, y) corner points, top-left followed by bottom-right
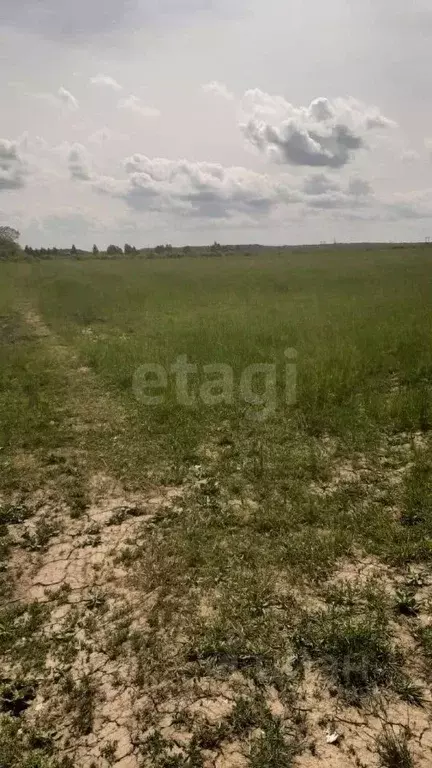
(1, 0), (432, 247)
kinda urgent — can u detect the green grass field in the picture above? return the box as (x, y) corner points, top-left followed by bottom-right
(1, 247), (432, 767)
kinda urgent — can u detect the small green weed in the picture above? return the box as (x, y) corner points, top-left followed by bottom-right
(0, 713), (57, 767)
(63, 673), (97, 736)
(377, 727), (413, 768)
(394, 588), (419, 618)
(21, 517), (59, 551)
(0, 504), (31, 525)
(293, 609), (400, 703)
(250, 717), (297, 768)
(0, 678), (36, 717)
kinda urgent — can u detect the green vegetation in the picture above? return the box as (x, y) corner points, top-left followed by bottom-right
(0, 245), (431, 765)
(377, 728), (414, 768)
(2, 246), (431, 486)
(293, 606), (402, 703)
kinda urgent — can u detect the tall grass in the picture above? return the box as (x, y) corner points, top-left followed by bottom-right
(1, 247), (431, 485)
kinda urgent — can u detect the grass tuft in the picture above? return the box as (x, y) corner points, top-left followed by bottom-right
(377, 727), (414, 768)
(250, 717), (298, 768)
(293, 609), (400, 703)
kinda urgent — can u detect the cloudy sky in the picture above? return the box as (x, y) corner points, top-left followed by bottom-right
(1, 0), (431, 247)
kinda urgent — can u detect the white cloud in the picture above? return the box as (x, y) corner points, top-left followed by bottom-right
(35, 86), (79, 111)
(117, 95), (160, 118)
(0, 139), (27, 190)
(202, 81), (234, 101)
(240, 89), (293, 120)
(94, 154), (301, 219)
(58, 86), (79, 110)
(90, 74), (122, 91)
(91, 153), (389, 222)
(241, 92), (396, 168)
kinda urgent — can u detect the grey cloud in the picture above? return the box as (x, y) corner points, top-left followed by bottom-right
(244, 119), (363, 168)
(307, 193), (350, 210)
(68, 144), (92, 181)
(0, 139), (27, 190)
(1, 0), (236, 41)
(364, 114), (395, 130)
(385, 204), (424, 221)
(304, 176), (373, 210)
(401, 149), (421, 163)
(303, 173), (341, 196)
(304, 185), (432, 221)
(1, 0), (138, 40)
(241, 92), (395, 169)
(70, 146), (378, 222)
(95, 155), (300, 218)
(382, 190), (432, 221)
(348, 177), (372, 197)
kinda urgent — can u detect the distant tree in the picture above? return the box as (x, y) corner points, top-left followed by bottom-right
(71, 244), (77, 255)
(124, 243), (135, 255)
(0, 226), (22, 259)
(0, 226), (20, 243)
(106, 244), (123, 256)
(182, 245), (192, 256)
(92, 244), (99, 256)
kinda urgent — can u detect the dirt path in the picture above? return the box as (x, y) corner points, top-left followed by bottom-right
(1, 307), (186, 766)
(22, 304), (128, 434)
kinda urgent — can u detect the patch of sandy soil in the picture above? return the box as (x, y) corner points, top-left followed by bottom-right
(4, 473), (187, 767)
(5, 482), (432, 767)
(295, 664), (432, 767)
(310, 431), (430, 500)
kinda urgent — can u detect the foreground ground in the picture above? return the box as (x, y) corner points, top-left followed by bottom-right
(1, 247), (432, 767)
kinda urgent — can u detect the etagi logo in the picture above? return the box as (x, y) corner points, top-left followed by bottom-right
(132, 349), (297, 421)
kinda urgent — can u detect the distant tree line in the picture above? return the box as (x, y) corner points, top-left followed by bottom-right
(2, 225), (432, 262)
(24, 246), (60, 257)
(0, 227), (248, 262)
